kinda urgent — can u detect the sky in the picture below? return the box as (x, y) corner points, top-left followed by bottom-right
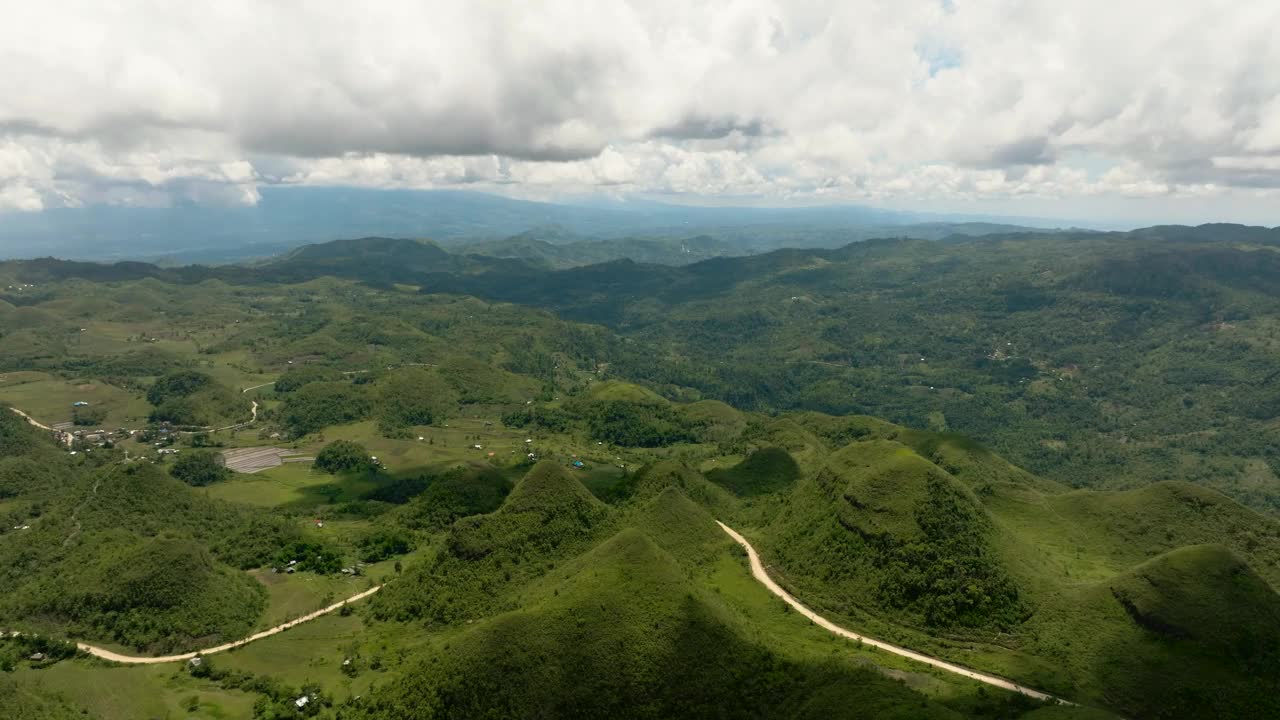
(1, 1), (1278, 227)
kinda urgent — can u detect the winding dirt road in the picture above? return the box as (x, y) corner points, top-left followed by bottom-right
(8, 406), (60, 433)
(76, 585), (383, 665)
(716, 521), (1072, 706)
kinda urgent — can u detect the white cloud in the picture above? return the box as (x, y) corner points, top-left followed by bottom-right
(0, 0), (1277, 219)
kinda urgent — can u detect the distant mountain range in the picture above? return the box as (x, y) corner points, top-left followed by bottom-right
(0, 186), (1086, 264)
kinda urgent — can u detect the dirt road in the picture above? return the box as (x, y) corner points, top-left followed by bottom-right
(8, 406), (57, 432)
(75, 585), (383, 664)
(715, 521), (1071, 705)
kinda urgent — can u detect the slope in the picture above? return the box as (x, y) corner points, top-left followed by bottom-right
(357, 527), (967, 720)
(750, 426), (1280, 717)
(370, 461), (613, 624)
(15, 535), (266, 654)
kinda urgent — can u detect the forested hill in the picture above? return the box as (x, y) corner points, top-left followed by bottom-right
(5, 222), (1280, 514)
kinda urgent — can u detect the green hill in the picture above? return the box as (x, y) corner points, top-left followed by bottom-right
(394, 465), (514, 531)
(20, 536), (265, 653)
(501, 460), (607, 516)
(371, 461), (613, 624)
(0, 411), (74, 507)
(623, 460), (738, 517)
(357, 528), (964, 720)
(764, 440), (1024, 630)
(1017, 545), (1280, 719)
(146, 370), (248, 427)
(70, 463), (297, 569)
(1043, 483), (1280, 584)
(707, 446), (802, 496)
(624, 486), (731, 565)
(587, 380), (668, 404)
(749, 429), (1280, 717)
(0, 458), (291, 651)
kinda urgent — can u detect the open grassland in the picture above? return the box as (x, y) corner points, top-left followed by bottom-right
(11, 662), (258, 720)
(0, 371), (150, 426)
(249, 568), (377, 630)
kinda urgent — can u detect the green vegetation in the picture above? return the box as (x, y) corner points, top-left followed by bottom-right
(749, 425), (1280, 717)
(418, 227), (1280, 514)
(707, 446), (801, 496)
(393, 465), (513, 530)
(147, 370), (247, 427)
(372, 461), (613, 624)
(170, 449), (231, 486)
(376, 366), (456, 432)
(26, 536), (266, 653)
(314, 440), (373, 474)
(282, 381), (373, 436)
(274, 539), (343, 574)
(274, 365), (343, 393)
(5, 229), (1280, 718)
(70, 404), (106, 426)
(356, 529), (964, 720)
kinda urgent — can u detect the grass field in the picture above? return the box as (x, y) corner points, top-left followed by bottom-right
(249, 568), (376, 629)
(0, 371), (150, 427)
(12, 662), (258, 720)
(206, 462), (336, 507)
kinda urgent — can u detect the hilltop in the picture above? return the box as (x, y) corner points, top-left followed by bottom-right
(749, 430), (1280, 717)
(356, 527), (968, 720)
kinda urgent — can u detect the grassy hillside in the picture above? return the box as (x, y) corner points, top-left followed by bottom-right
(408, 229), (1280, 515)
(749, 429), (1280, 717)
(4, 230), (1280, 718)
(621, 460), (739, 518)
(357, 527), (967, 720)
(392, 464), (514, 530)
(0, 428), (292, 652)
(707, 446), (801, 496)
(371, 461), (614, 624)
(19, 536), (265, 653)
(764, 440), (1025, 630)
(146, 370), (249, 427)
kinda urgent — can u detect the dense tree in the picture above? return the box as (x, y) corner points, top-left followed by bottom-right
(70, 405), (107, 427)
(281, 381), (372, 435)
(315, 439), (372, 474)
(146, 370), (213, 406)
(170, 449), (230, 487)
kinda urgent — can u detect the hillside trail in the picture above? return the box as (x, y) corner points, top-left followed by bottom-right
(183, 399), (259, 435)
(215, 399), (259, 430)
(715, 521), (1074, 706)
(8, 406), (57, 432)
(62, 475), (103, 548)
(74, 585), (383, 664)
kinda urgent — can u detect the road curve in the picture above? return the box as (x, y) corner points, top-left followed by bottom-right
(716, 521), (1072, 705)
(76, 585), (383, 665)
(8, 406), (57, 432)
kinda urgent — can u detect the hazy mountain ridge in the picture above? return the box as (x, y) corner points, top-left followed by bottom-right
(0, 187), (1083, 264)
